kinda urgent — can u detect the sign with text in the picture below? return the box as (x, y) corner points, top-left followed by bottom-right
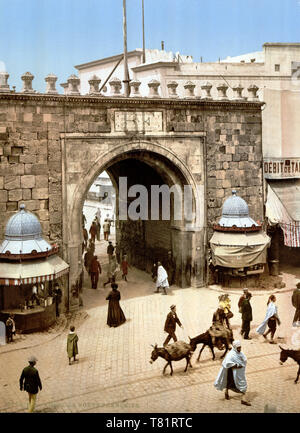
(263, 158), (300, 179)
(114, 111), (163, 132)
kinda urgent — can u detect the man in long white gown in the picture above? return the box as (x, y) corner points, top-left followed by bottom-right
(214, 340), (251, 406)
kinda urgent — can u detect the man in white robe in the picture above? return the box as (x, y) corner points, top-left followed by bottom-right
(155, 262), (169, 295)
(214, 340), (251, 406)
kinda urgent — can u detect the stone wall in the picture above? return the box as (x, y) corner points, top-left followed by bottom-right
(0, 93), (264, 294)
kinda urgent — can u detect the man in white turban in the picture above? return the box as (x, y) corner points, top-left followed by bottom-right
(214, 340), (251, 406)
(154, 262), (169, 295)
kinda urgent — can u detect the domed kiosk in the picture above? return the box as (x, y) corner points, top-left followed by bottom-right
(209, 190), (270, 286)
(0, 204), (69, 333)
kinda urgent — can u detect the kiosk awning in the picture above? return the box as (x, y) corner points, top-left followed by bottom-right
(266, 180), (300, 247)
(209, 231), (270, 268)
(0, 255), (69, 286)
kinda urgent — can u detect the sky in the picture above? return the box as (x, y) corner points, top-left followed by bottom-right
(0, 0), (300, 92)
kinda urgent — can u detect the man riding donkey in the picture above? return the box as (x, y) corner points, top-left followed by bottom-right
(209, 294), (233, 350)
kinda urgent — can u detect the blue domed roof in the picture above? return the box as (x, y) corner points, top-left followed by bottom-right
(5, 204), (42, 240)
(222, 190), (249, 217)
(218, 190), (259, 229)
(0, 204), (52, 256)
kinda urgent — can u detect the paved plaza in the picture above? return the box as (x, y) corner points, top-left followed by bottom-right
(0, 236), (300, 414)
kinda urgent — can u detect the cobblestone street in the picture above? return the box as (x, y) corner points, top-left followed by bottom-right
(1, 238), (300, 414)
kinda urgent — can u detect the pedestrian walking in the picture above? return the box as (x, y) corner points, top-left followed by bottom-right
(256, 294), (281, 344)
(292, 282), (300, 327)
(121, 254), (129, 282)
(240, 292), (253, 339)
(107, 241), (115, 262)
(94, 215), (101, 241)
(103, 218), (111, 241)
(163, 305), (183, 347)
(106, 283), (126, 327)
(53, 283), (62, 317)
(82, 226), (88, 251)
(67, 326), (79, 365)
(115, 242), (121, 264)
(155, 262), (169, 295)
(166, 251), (176, 286)
(5, 314), (16, 343)
(84, 248), (93, 275)
(214, 340), (251, 406)
(238, 288), (252, 313)
(90, 255), (102, 289)
(19, 356), (42, 413)
(89, 220), (97, 243)
(103, 255), (118, 287)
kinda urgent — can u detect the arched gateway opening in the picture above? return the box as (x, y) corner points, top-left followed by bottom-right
(67, 141), (205, 301)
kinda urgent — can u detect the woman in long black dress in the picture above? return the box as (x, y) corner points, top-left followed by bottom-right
(106, 283), (126, 327)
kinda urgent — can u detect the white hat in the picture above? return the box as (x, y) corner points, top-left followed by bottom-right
(233, 340), (241, 349)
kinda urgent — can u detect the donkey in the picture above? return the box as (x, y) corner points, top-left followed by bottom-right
(189, 329), (233, 362)
(149, 342), (193, 376)
(279, 346), (300, 384)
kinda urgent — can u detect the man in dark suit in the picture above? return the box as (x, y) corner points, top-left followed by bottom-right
(163, 305), (183, 347)
(241, 293), (253, 340)
(19, 356), (42, 413)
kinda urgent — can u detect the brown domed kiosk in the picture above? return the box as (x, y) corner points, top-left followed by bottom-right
(0, 204), (69, 333)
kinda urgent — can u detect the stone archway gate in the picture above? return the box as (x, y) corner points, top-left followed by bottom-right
(0, 92), (264, 310)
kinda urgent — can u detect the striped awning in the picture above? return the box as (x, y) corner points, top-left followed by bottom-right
(0, 254), (69, 286)
(266, 180), (300, 247)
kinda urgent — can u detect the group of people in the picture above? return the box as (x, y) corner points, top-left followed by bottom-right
(19, 280), (127, 413)
(82, 212), (112, 253)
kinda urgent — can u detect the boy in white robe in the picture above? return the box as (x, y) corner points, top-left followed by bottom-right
(154, 262), (169, 295)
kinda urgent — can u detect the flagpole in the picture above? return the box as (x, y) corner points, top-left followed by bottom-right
(142, 0), (146, 63)
(123, 0), (130, 97)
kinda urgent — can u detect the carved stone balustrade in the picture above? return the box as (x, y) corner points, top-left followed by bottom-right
(67, 75), (80, 95)
(45, 74), (58, 94)
(88, 75), (101, 95)
(184, 81), (196, 98)
(21, 72), (35, 93)
(147, 79), (160, 97)
(129, 79), (141, 97)
(109, 77), (122, 95)
(201, 81), (213, 99)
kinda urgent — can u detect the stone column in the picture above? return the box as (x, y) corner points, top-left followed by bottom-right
(167, 81), (178, 98)
(88, 75), (101, 95)
(232, 84), (244, 100)
(148, 79), (160, 97)
(109, 77), (122, 95)
(184, 81), (196, 98)
(67, 75), (80, 95)
(0, 72), (10, 92)
(216, 83), (228, 100)
(247, 84), (259, 101)
(21, 72), (35, 93)
(129, 79), (141, 97)
(45, 74), (58, 94)
(201, 81), (213, 99)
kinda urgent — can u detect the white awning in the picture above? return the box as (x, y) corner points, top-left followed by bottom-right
(0, 254), (69, 286)
(266, 180), (300, 247)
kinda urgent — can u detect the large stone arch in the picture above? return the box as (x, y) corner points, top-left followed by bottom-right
(66, 140), (205, 297)
(69, 140), (202, 243)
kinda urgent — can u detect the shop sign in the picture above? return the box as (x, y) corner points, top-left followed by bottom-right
(263, 158), (300, 179)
